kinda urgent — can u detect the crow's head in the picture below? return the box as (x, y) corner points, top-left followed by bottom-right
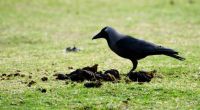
(92, 26), (110, 40)
(92, 26), (123, 46)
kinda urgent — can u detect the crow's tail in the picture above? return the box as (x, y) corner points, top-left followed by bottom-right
(156, 47), (185, 61)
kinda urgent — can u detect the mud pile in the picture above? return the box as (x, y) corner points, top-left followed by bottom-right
(0, 64), (156, 90)
(54, 64), (156, 88)
(54, 64), (120, 82)
(127, 70), (156, 82)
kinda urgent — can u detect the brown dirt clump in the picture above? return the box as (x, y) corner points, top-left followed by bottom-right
(68, 67), (73, 69)
(7, 74), (13, 77)
(127, 70), (156, 82)
(68, 69), (96, 82)
(84, 81), (102, 88)
(54, 73), (69, 80)
(62, 64), (120, 82)
(28, 75), (32, 79)
(53, 64), (156, 87)
(1, 78), (5, 80)
(41, 77), (48, 81)
(104, 69), (120, 80)
(38, 88), (47, 93)
(20, 74), (25, 77)
(27, 80), (36, 87)
(1, 74), (7, 77)
(14, 73), (20, 77)
(16, 70), (21, 72)
(82, 64), (98, 73)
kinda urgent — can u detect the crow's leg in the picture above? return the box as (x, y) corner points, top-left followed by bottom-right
(129, 60), (138, 72)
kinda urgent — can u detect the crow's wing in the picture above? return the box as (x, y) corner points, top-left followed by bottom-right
(115, 36), (178, 59)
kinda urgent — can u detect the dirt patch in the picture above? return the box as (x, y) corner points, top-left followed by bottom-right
(28, 75), (32, 79)
(82, 64), (98, 73)
(103, 69), (120, 81)
(27, 80), (36, 87)
(16, 70), (21, 72)
(84, 81), (102, 88)
(1, 74), (7, 80)
(0, 72), (27, 80)
(7, 74), (13, 77)
(68, 69), (96, 82)
(54, 64), (120, 82)
(38, 88), (47, 93)
(41, 77), (48, 81)
(68, 67), (73, 69)
(1, 78), (5, 80)
(14, 73), (20, 77)
(65, 46), (80, 52)
(54, 64), (156, 84)
(127, 70), (156, 82)
(20, 81), (28, 84)
(20, 74), (25, 77)
(1, 74), (7, 77)
(54, 73), (69, 80)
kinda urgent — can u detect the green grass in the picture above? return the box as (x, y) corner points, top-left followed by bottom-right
(0, 0), (200, 109)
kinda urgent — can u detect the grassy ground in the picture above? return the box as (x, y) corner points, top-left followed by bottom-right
(0, 0), (200, 109)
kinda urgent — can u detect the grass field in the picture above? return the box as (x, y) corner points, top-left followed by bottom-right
(0, 0), (200, 109)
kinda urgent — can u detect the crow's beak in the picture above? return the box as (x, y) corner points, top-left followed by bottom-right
(92, 32), (102, 40)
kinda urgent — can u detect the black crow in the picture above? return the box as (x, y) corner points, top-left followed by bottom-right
(92, 26), (185, 72)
